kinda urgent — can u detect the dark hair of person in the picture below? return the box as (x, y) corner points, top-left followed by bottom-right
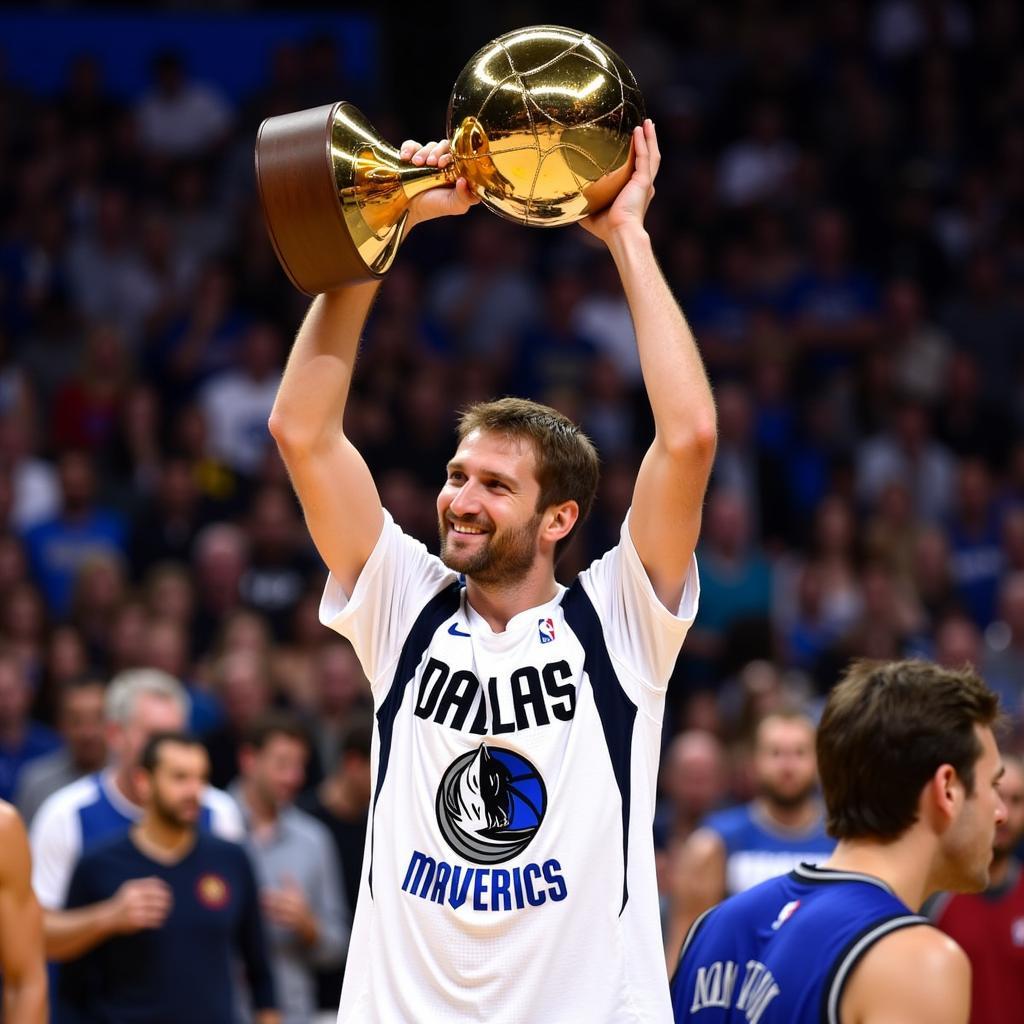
(817, 659), (1001, 840)
(456, 397), (601, 562)
(242, 711), (310, 753)
(339, 716), (373, 762)
(140, 731), (204, 774)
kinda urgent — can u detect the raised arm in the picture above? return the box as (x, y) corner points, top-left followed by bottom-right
(268, 141), (477, 595)
(0, 804), (47, 1024)
(582, 121), (717, 610)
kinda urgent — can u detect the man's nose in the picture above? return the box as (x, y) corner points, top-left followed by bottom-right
(449, 480), (480, 516)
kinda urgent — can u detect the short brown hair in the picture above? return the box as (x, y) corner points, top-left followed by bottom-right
(817, 660), (1001, 840)
(457, 397), (600, 561)
(242, 711), (310, 754)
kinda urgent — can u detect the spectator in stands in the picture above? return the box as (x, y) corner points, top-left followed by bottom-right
(51, 322), (130, 452)
(655, 730), (729, 851)
(60, 731), (278, 1024)
(22, 450), (125, 618)
(134, 51), (233, 160)
(239, 486), (314, 641)
(233, 713), (347, 1024)
(15, 677), (106, 826)
(985, 573), (1024, 717)
(856, 398), (956, 522)
(304, 639), (369, 782)
(130, 457), (210, 577)
(688, 489), (773, 672)
(204, 649), (273, 788)
(298, 715), (371, 1010)
(200, 322), (282, 480)
(29, 669), (242, 965)
(665, 710), (834, 965)
(784, 209), (880, 373)
(191, 522), (248, 656)
(947, 457), (1005, 627)
(0, 648), (61, 803)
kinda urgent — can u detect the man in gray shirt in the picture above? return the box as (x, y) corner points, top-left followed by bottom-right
(16, 677), (107, 826)
(233, 712), (348, 1023)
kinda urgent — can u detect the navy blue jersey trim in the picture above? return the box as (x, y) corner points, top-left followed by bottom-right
(819, 913), (930, 1024)
(669, 904), (717, 988)
(368, 580), (463, 896)
(561, 579), (637, 914)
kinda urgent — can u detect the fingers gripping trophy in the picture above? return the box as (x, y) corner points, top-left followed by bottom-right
(255, 25), (646, 293)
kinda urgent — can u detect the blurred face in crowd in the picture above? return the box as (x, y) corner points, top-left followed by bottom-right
(110, 692), (185, 774)
(993, 758), (1024, 862)
(58, 451), (96, 516)
(218, 650), (270, 730)
(60, 683), (107, 771)
(242, 733), (307, 812)
(754, 715), (819, 810)
(142, 741), (209, 830)
(662, 731), (727, 820)
(0, 657), (29, 732)
(317, 641), (366, 716)
(437, 430), (546, 586)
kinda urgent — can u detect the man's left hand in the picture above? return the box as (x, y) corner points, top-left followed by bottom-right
(579, 119), (660, 244)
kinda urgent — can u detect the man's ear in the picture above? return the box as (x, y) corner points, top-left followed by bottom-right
(925, 763), (963, 829)
(543, 501), (579, 544)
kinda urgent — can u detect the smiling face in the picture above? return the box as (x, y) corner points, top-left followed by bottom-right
(437, 430), (546, 586)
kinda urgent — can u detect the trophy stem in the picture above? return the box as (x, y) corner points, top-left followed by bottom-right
(346, 152), (456, 235)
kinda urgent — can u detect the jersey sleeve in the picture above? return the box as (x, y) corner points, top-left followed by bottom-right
(318, 509), (456, 694)
(579, 509), (700, 694)
(29, 789), (80, 910)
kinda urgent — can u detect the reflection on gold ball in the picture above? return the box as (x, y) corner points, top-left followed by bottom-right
(447, 25), (645, 227)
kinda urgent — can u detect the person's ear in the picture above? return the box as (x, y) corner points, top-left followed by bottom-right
(926, 763), (963, 827)
(543, 501), (579, 544)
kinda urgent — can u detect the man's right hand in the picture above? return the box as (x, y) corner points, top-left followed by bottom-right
(112, 877), (172, 933)
(400, 139), (479, 228)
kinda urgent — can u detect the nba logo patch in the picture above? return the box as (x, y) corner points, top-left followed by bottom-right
(538, 618), (556, 644)
(771, 899), (801, 931)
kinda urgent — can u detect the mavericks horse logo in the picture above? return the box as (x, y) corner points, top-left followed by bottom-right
(436, 744), (547, 864)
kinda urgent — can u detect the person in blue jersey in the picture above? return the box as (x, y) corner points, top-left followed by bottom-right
(671, 659), (1007, 1024)
(0, 800), (46, 1023)
(666, 710), (834, 963)
(269, 123), (717, 1023)
(60, 732), (279, 1024)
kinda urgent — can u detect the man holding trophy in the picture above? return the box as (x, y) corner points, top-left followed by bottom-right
(264, 26), (716, 1023)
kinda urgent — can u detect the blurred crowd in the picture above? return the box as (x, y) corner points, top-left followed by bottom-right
(0, 0), (1023, 1006)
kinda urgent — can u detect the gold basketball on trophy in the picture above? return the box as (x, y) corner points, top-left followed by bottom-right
(255, 25), (645, 295)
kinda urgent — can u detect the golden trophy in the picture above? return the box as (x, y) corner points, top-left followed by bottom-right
(255, 25), (645, 295)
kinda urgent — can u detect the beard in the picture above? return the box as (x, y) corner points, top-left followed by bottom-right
(759, 779), (817, 812)
(151, 790), (200, 830)
(439, 511), (542, 586)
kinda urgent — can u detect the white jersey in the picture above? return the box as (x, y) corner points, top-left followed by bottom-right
(320, 510), (699, 1023)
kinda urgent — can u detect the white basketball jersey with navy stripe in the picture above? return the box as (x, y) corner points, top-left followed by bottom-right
(320, 510), (700, 1023)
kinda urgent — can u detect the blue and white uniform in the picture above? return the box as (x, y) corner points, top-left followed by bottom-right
(702, 803), (834, 895)
(671, 864), (930, 1023)
(320, 510), (700, 1023)
(29, 768), (243, 911)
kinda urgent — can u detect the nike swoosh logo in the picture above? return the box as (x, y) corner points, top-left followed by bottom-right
(448, 623), (471, 637)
